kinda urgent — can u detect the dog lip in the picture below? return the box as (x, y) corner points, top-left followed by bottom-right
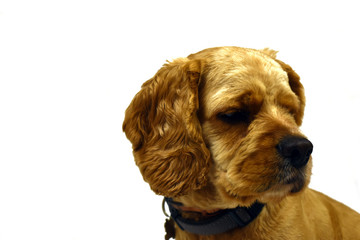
(285, 177), (299, 184)
(280, 165), (306, 184)
(285, 176), (305, 193)
(290, 182), (305, 193)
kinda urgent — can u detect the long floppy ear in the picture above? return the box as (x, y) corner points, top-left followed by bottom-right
(275, 59), (305, 126)
(123, 58), (210, 197)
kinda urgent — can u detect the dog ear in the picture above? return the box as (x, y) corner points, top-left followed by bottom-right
(123, 58), (211, 197)
(275, 59), (305, 126)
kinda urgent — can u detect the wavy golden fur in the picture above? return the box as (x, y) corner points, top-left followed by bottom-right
(123, 47), (360, 239)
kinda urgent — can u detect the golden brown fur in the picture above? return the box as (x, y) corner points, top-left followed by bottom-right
(123, 46), (360, 239)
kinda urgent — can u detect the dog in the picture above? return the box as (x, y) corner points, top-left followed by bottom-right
(123, 46), (360, 239)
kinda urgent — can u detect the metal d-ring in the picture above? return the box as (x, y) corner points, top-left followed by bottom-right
(162, 197), (170, 217)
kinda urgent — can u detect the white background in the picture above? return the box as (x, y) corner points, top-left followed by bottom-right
(1, 0), (360, 239)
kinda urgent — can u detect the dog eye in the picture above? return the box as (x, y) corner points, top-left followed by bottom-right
(217, 110), (250, 124)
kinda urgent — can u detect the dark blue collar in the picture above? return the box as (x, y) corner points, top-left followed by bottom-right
(164, 198), (265, 236)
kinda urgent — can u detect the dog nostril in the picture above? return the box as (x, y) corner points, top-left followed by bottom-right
(276, 136), (313, 168)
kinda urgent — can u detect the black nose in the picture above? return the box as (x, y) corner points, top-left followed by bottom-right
(276, 136), (313, 168)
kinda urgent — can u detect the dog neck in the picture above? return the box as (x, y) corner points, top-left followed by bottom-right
(164, 198), (265, 236)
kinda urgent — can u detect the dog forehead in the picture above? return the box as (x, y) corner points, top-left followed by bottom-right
(201, 50), (291, 116)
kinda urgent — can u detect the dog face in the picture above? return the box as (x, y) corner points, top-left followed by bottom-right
(193, 47), (313, 206)
(123, 47), (313, 207)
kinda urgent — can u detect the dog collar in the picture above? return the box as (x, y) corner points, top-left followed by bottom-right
(164, 198), (265, 235)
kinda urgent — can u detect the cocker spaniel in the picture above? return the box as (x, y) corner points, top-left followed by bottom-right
(123, 46), (360, 239)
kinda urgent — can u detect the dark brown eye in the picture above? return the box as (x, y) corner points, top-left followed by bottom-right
(217, 110), (250, 124)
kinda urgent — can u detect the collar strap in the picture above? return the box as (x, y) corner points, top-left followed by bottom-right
(164, 198), (264, 236)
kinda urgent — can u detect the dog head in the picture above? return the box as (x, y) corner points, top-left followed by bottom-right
(123, 47), (313, 207)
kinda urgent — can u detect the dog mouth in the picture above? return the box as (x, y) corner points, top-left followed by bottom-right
(258, 168), (307, 197)
(280, 166), (308, 193)
(284, 176), (306, 193)
(221, 168), (308, 205)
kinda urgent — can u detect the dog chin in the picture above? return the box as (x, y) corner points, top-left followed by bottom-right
(217, 168), (309, 206)
(258, 175), (307, 202)
(223, 180), (307, 206)
(258, 186), (292, 202)
(258, 183), (305, 203)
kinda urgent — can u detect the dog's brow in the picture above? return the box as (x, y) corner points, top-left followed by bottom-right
(211, 87), (229, 102)
(208, 90), (258, 117)
(208, 89), (241, 115)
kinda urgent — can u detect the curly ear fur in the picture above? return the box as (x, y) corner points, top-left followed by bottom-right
(123, 58), (210, 197)
(275, 59), (305, 126)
